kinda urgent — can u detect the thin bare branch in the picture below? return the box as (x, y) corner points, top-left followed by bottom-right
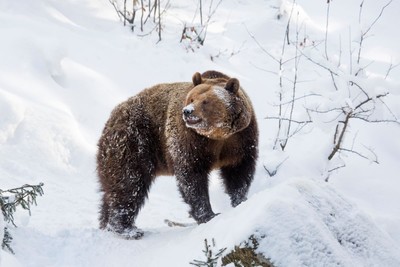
(283, 0), (297, 46)
(385, 61), (400, 79)
(348, 27), (353, 75)
(249, 62), (280, 76)
(363, 0), (393, 37)
(270, 93), (321, 106)
(355, 61), (375, 76)
(300, 50), (339, 76)
(109, 0), (124, 21)
(352, 116), (400, 125)
(325, 161), (346, 182)
(244, 24), (280, 64)
(377, 97), (399, 122)
(306, 106), (343, 115)
(339, 147), (379, 164)
(357, 0), (393, 65)
(349, 81), (369, 98)
(358, 0), (365, 24)
(324, 0), (331, 60)
(328, 162), (346, 174)
(265, 116), (312, 124)
(281, 13), (302, 150)
(196, 0), (223, 45)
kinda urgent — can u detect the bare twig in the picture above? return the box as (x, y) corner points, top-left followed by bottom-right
(265, 116), (312, 124)
(270, 93), (321, 106)
(352, 117), (400, 125)
(283, 0), (297, 45)
(199, 0), (223, 45)
(339, 147), (379, 164)
(357, 0), (393, 65)
(363, 0), (393, 37)
(157, 0), (161, 42)
(326, 162), (346, 182)
(384, 61), (400, 79)
(140, 0), (144, 31)
(199, 0), (203, 26)
(109, 0), (124, 21)
(324, 0), (332, 60)
(300, 51), (339, 76)
(263, 157), (289, 177)
(281, 12), (302, 150)
(348, 27), (353, 75)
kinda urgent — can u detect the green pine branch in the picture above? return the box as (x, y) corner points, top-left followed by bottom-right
(190, 238), (227, 267)
(1, 182), (44, 254)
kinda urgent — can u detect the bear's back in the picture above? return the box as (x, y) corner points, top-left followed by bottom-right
(106, 82), (192, 130)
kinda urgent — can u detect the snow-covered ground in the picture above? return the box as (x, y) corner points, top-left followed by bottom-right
(1, 0), (399, 266)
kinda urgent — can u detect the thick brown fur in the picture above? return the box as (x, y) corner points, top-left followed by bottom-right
(97, 70), (258, 239)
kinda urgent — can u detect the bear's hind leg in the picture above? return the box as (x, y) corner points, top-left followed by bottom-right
(105, 172), (153, 239)
(97, 110), (158, 239)
(98, 122), (157, 239)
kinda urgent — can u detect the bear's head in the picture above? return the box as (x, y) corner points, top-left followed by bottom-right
(182, 71), (253, 140)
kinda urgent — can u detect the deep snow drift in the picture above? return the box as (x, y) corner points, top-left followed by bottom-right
(1, 0), (400, 266)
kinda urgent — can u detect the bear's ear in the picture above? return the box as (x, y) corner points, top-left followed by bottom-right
(225, 78), (240, 94)
(192, 72), (202, 86)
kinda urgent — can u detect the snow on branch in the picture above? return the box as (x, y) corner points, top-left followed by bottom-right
(248, 0), (399, 178)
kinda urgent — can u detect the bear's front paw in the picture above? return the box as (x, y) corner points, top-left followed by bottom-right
(231, 196), (247, 207)
(106, 225), (144, 240)
(195, 212), (219, 224)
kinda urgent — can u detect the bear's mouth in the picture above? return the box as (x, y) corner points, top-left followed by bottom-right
(183, 114), (202, 126)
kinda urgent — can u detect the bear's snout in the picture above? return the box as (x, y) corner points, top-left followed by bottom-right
(182, 104), (202, 126)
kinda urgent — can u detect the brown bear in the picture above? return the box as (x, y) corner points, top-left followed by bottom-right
(97, 70), (258, 239)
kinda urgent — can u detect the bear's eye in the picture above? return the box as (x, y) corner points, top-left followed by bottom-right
(190, 99), (194, 103)
(202, 100), (208, 105)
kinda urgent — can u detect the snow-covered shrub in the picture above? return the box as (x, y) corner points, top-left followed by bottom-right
(108, 0), (169, 41)
(180, 0), (223, 51)
(263, 0), (399, 178)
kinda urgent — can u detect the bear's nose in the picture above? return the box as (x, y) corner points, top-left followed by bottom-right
(182, 104), (194, 116)
(183, 108), (192, 115)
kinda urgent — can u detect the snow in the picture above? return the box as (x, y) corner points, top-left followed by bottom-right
(213, 86), (231, 107)
(1, 0), (400, 266)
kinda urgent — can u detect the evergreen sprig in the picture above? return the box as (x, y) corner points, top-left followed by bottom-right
(0, 183), (44, 253)
(2, 227), (13, 254)
(190, 238), (227, 267)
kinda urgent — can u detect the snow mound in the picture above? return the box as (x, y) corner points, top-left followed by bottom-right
(201, 178), (400, 267)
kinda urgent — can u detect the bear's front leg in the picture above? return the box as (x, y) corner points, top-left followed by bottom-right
(176, 169), (216, 224)
(221, 156), (256, 207)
